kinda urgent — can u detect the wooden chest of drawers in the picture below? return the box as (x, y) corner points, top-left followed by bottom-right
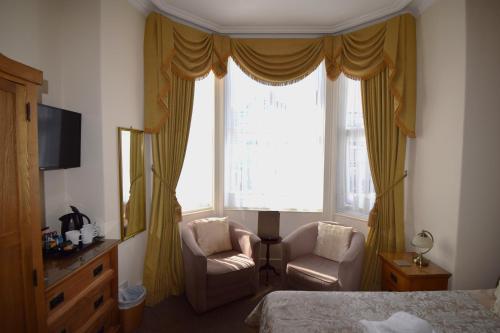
(44, 240), (120, 333)
(379, 252), (451, 292)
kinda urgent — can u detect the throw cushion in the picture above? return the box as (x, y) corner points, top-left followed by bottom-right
(194, 217), (232, 256)
(313, 222), (353, 262)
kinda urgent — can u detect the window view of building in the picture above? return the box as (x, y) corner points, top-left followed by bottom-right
(177, 72), (215, 212)
(224, 60), (325, 211)
(336, 75), (375, 217)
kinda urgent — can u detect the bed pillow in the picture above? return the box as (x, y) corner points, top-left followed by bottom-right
(194, 217), (232, 256)
(313, 222), (353, 262)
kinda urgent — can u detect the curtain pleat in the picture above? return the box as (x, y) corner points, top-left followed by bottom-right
(143, 74), (195, 306)
(360, 69), (407, 291)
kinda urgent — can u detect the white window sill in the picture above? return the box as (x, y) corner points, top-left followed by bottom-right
(335, 211), (369, 223)
(181, 208), (216, 222)
(224, 207), (323, 214)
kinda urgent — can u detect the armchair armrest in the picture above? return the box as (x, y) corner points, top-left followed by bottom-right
(229, 221), (261, 292)
(180, 222), (208, 312)
(338, 232), (365, 291)
(229, 221), (261, 265)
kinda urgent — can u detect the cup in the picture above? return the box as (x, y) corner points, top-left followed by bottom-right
(65, 230), (81, 245)
(81, 224), (97, 244)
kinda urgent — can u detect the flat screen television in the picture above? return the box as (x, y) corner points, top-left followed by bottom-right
(38, 104), (81, 170)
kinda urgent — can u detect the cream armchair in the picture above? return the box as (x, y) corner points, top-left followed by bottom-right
(180, 220), (261, 313)
(281, 221), (365, 291)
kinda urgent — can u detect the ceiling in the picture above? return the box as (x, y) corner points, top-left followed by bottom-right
(131, 0), (433, 34)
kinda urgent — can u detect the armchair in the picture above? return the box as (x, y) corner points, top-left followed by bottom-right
(281, 221), (365, 291)
(181, 220), (261, 313)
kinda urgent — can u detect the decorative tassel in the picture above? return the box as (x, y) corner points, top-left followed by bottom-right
(368, 170), (408, 228)
(174, 199), (182, 223)
(368, 199), (379, 228)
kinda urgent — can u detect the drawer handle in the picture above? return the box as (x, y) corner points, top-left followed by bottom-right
(390, 272), (398, 284)
(49, 292), (64, 310)
(94, 295), (104, 310)
(93, 264), (103, 277)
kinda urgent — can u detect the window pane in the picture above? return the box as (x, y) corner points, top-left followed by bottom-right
(224, 59), (325, 211)
(177, 72), (215, 212)
(335, 74), (375, 217)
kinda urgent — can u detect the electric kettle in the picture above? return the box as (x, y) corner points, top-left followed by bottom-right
(59, 205), (92, 237)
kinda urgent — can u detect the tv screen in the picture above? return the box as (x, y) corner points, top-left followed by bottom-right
(38, 104), (81, 170)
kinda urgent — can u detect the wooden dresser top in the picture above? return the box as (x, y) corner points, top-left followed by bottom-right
(378, 252), (451, 278)
(44, 239), (120, 289)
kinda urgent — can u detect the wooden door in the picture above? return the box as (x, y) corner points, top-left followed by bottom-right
(0, 62), (46, 332)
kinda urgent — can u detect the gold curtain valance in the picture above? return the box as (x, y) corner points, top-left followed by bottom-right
(144, 12), (415, 137)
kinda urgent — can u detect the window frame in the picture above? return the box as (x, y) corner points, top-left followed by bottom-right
(330, 77), (371, 221)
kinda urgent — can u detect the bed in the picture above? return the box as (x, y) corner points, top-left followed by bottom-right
(245, 289), (500, 332)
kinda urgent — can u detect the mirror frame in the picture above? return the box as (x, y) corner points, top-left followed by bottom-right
(117, 127), (146, 241)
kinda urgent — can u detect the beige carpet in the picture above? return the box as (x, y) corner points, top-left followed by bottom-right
(137, 271), (282, 333)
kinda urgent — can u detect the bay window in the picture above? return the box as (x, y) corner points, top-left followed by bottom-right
(177, 61), (374, 220)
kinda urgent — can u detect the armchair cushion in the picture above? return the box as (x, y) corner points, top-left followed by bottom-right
(194, 217), (232, 256)
(313, 222), (353, 262)
(207, 250), (255, 276)
(207, 250), (255, 289)
(286, 254), (340, 291)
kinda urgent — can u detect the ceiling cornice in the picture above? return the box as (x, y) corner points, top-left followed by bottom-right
(128, 0), (154, 16)
(406, 0), (436, 16)
(129, 0), (433, 34)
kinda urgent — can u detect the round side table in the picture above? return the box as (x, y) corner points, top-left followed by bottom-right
(259, 236), (282, 285)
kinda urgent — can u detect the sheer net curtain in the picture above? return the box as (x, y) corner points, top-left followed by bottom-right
(177, 72), (215, 212)
(224, 60), (325, 211)
(336, 74), (375, 218)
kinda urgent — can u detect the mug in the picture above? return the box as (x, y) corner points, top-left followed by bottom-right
(65, 230), (81, 245)
(81, 224), (97, 244)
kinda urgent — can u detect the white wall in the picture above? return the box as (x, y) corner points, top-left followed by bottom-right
(100, 0), (148, 287)
(408, 0), (500, 289)
(58, 0), (106, 231)
(406, 0), (466, 284)
(0, 1), (45, 71)
(453, 0), (500, 289)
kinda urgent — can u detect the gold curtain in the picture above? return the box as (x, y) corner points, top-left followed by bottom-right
(360, 69), (407, 290)
(144, 13), (228, 133)
(143, 74), (195, 306)
(144, 12), (416, 137)
(231, 38), (324, 84)
(127, 131), (145, 237)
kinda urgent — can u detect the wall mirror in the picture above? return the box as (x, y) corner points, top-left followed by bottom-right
(118, 127), (146, 240)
